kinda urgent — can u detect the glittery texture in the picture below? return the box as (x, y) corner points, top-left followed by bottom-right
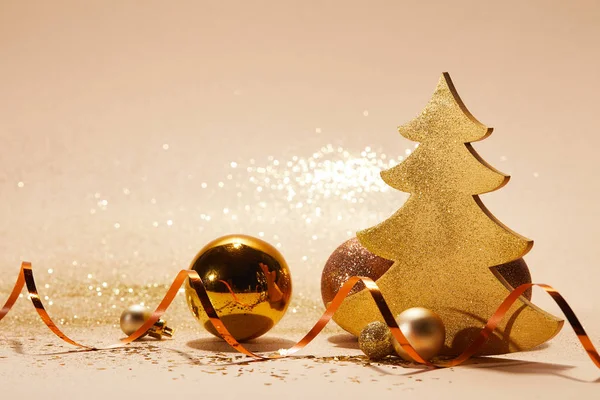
(332, 73), (563, 356)
(320, 238), (393, 305)
(358, 321), (395, 360)
(0, 145), (404, 329)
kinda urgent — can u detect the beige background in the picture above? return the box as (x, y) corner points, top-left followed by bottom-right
(1, 1), (600, 398)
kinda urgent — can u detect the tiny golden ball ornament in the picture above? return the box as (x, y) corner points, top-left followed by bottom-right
(185, 234), (292, 341)
(359, 321), (395, 360)
(120, 304), (174, 339)
(392, 307), (446, 362)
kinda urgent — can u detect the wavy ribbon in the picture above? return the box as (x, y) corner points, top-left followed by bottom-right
(1, 261), (599, 368)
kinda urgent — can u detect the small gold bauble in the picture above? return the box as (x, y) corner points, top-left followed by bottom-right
(120, 304), (174, 339)
(185, 234), (292, 341)
(392, 307), (446, 362)
(358, 321), (395, 360)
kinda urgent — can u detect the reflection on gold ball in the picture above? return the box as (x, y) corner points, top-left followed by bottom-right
(321, 238), (393, 305)
(392, 307), (446, 362)
(185, 234), (292, 341)
(358, 321), (395, 360)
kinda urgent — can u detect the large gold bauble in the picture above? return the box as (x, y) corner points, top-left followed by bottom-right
(185, 234), (292, 341)
(392, 307), (446, 362)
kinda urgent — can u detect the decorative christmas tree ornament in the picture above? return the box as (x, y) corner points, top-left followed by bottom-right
(332, 73), (563, 355)
(185, 234), (292, 341)
(358, 321), (395, 360)
(120, 304), (174, 339)
(321, 237), (393, 306)
(391, 307), (446, 362)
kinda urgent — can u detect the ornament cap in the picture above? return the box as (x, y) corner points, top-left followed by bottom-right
(147, 318), (174, 339)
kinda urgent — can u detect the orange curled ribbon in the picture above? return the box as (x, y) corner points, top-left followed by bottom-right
(1, 261), (599, 369)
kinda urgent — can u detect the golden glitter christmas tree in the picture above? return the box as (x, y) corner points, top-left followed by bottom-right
(334, 73), (563, 355)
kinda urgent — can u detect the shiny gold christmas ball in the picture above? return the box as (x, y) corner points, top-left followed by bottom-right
(185, 234), (292, 342)
(321, 237), (393, 305)
(358, 321), (395, 360)
(392, 307), (446, 362)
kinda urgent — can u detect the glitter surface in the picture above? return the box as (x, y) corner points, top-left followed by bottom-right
(0, 145), (407, 332)
(332, 74), (563, 355)
(358, 321), (395, 360)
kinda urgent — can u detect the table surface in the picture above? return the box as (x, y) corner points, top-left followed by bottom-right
(2, 315), (600, 399)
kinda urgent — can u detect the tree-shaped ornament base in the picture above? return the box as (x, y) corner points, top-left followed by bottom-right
(333, 73), (563, 356)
